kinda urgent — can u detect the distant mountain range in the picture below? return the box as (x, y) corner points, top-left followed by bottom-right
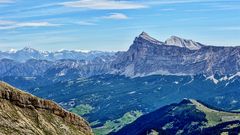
(1, 32), (240, 79)
(114, 99), (240, 135)
(0, 47), (115, 62)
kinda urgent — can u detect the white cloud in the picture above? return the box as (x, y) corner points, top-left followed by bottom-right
(102, 13), (128, 20)
(73, 13), (128, 26)
(0, 21), (60, 30)
(77, 21), (97, 26)
(16, 22), (59, 27)
(60, 0), (147, 10)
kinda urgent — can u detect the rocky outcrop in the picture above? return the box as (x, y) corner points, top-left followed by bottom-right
(0, 81), (93, 135)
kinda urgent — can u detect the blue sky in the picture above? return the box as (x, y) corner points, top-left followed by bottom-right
(0, 0), (240, 51)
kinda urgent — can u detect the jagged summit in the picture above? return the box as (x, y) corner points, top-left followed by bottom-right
(137, 32), (163, 45)
(139, 32), (150, 38)
(165, 36), (204, 50)
(136, 32), (204, 50)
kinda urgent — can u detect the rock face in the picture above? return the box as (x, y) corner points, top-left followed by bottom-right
(0, 81), (93, 135)
(113, 32), (240, 77)
(114, 99), (240, 135)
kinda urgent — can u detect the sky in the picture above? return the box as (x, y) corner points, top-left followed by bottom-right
(0, 0), (240, 51)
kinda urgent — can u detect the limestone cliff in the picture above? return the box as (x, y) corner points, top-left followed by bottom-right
(0, 81), (93, 135)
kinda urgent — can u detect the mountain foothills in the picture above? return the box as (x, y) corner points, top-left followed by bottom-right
(1, 32), (240, 135)
(114, 99), (240, 135)
(0, 81), (93, 135)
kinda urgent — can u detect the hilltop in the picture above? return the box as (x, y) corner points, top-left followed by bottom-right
(114, 99), (240, 135)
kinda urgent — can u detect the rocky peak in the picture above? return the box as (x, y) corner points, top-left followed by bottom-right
(0, 81), (93, 135)
(165, 36), (204, 50)
(137, 32), (163, 45)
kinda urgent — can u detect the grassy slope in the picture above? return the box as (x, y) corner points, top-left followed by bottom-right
(69, 104), (94, 116)
(191, 99), (240, 127)
(93, 111), (143, 135)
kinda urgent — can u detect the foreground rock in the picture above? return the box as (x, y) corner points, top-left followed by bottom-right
(0, 81), (93, 135)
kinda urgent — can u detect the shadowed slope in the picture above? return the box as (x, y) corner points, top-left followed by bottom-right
(114, 99), (240, 135)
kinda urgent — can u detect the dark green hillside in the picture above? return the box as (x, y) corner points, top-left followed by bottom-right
(114, 99), (240, 135)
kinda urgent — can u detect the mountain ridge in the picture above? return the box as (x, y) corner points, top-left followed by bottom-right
(114, 99), (240, 135)
(0, 81), (93, 135)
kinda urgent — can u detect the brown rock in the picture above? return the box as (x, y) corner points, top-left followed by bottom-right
(0, 81), (93, 135)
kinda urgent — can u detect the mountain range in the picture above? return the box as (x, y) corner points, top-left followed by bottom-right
(1, 32), (240, 80)
(0, 47), (115, 62)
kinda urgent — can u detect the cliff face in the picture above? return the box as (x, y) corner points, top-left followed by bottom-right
(112, 32), (240, 77)
(0, 81), (93, 135)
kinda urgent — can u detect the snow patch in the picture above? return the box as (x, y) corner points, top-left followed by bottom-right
(231, 100), (238, 104)
(57, 70), (66, 77)
(207, 75), (219, 84)
(229, 72), (240, 80)
(128, 91), (136, 95)
(122, 64), (135, 77)
(8, 49), (17, 53)
(174, 81), (179, 84)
